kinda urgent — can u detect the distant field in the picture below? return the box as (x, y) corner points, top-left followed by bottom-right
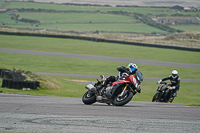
(1, 1), (200, 35)
(0, 1), (6, 6)
(17, 12), (137, 23)
(5, 2), (169, 12)
(170, 25), (200, 32)
(5, 2), (200, 16)
(33, 0), (200, 7)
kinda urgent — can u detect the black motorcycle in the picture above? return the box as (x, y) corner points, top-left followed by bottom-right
(152, 82), (174, 103)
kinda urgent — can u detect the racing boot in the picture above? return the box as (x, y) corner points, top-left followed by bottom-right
(105, 91), (112, 99)
(96, 83), (104, 91)
(169, 93), (177, 103)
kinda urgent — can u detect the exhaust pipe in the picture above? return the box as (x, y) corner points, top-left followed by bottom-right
(85, 84), (97, 93)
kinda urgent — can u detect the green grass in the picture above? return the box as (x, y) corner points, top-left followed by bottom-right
(9, 23), (166, 33)
(5, 2), (169, 12)
(170, 25), (200, 32)
(0, 1), (6, 6)
(18, 12), (137, 23)
(1, 11), (166, 33)
(0, 13), (18, 24)
(5, 2), (200, 16)
(1, 77), (199, 105)
(0, 52), (200, 79)
(0, 13), (26, 25)
(0, 35), (199, 64)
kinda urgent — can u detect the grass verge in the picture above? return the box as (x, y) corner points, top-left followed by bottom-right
(1, 76), (199, 105)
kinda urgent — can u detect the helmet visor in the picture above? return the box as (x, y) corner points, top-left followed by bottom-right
(172, 74), (177, 78)
(130, 65), (136, 72)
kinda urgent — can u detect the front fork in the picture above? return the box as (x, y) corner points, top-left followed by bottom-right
(119, 85), (135, 98)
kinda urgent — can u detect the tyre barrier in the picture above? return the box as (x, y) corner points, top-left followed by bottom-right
(1, 79), (40, 90)
(0, 69), (26, 81)
(0, 69), (40, 90)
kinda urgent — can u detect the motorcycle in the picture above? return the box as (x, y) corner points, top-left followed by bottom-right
(82, 71), (143, 106)
(152, 82), (174, 103)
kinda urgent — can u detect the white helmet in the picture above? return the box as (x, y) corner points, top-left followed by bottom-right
(172, 70), (178, 78)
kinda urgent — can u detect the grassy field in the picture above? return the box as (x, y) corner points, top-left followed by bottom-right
(17, 12), (137, 23)
(4, 2), (169, 12)
(170, 25), (200, 32)
(0, 35), (200, 105)
(5, 1), (200, 16)
(1, 1), (200, 35)
(0, 12), (167, 34)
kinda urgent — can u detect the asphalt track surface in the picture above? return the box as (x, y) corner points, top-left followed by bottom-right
(0, 94), (200, 133)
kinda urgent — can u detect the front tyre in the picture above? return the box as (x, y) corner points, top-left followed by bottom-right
(152, 92), (161, 102)
(82, 91), (96, 105)
(113, 91), (134, 106)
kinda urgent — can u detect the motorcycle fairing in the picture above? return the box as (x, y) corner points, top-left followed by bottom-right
(126, 75), (140, 91)
(112, 80), (130, 86)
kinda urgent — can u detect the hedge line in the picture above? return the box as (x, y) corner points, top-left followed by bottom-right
(0, 31), (199, 52)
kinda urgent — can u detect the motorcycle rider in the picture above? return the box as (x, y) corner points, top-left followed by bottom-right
(96, 63), (143, 98)
(157, 70), (180, 102)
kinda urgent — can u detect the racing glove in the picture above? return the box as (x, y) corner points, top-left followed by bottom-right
(169, 86), (175, 90)
(158, 79), (162, 84)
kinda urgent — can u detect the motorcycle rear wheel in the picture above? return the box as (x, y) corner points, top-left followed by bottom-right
(113, 91), (134, 106)
(82, 91), (96, 105)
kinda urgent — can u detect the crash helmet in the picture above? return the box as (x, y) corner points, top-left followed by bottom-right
(172, 70), (178, 78)
(127, 63), (138, 73)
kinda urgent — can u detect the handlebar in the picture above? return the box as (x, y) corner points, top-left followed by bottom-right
(156, 81), (168, 84)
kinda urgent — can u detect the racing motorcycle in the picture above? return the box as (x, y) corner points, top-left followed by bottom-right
(152, 82), (174, 103)
(82, 71), (143, 106)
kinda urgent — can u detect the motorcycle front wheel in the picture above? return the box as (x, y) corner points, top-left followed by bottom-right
(113, 91), (134, 106)
(152, 92), (161, 102)
(82, 91), (96, 105)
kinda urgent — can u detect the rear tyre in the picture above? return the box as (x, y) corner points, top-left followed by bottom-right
(152, 92), (161, 102)
(113, 91), (134, 106)
(82, 91), (96, 105)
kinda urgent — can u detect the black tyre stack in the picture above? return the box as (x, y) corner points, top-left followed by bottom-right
(0, 69), (40, 90)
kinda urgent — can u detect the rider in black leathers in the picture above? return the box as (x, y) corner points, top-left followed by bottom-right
(158, 70), (180, 102)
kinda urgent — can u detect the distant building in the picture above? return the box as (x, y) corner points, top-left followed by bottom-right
(184, 7), (191, 12)
(157, 17), (200, 25)
(169, 5), (184, 12)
